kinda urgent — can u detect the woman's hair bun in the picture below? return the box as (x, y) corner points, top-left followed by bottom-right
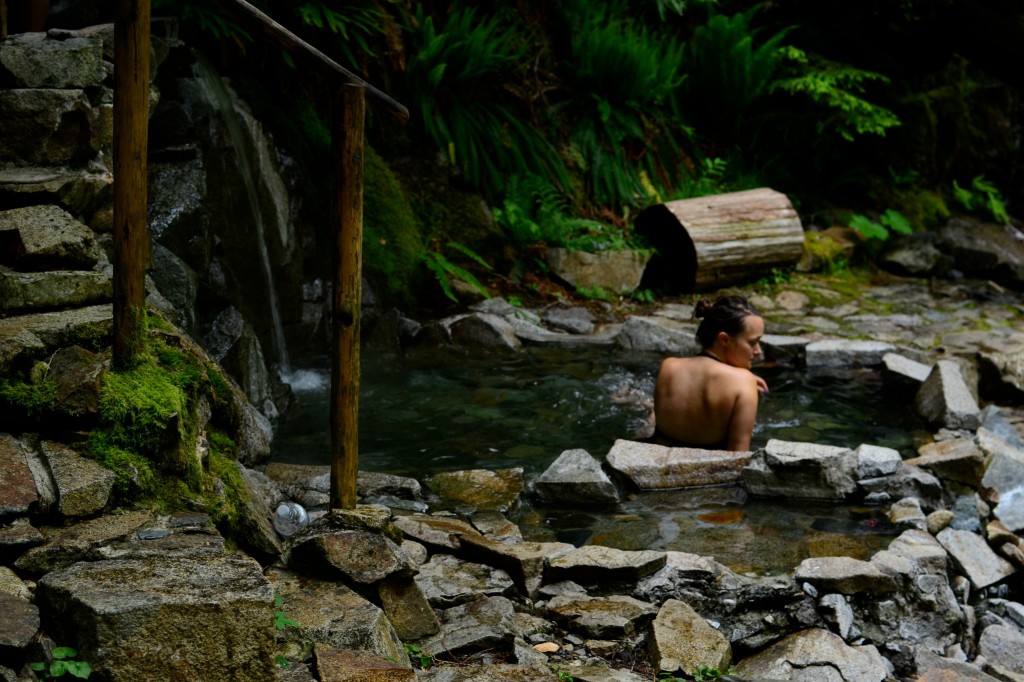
(694, 298), (713, 319)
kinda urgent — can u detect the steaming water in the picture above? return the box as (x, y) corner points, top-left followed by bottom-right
(271, 347), (930, 573)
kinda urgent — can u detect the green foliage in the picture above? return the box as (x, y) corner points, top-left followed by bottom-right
(363, 145), (425, 307)
(679, 6), (790, 141)
(152, 0), (251, 46)
(565, 6), (690, 208)
(668, 157), (733, 201)
(422, 241), (492, 302)
(85, 434), (157, 499)
(402, 4), (570, 197)
(632, 288), (655, 303)
(556, 671), (574, 682)
(575, 285), (615, 302)
(849, 209), (913, 242)
(404, 643), (432, 669)
(274, 593), (300, 631)
(953, 175), (1010, 224)
(295, 1), (392, 68)
(29, 647), (92, 680)
(0, 374), (58, 418)
(692, 664), (736, 680)
(771, 48), (901, 142)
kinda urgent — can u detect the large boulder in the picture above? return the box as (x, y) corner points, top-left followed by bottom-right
(36, 554), (276, 682)
(743, 439), (857, 500)
(606, 439), (750, 490)
(734, 628), (889, 682)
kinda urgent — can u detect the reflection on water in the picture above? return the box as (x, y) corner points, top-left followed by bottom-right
(271, 346), (929, 573)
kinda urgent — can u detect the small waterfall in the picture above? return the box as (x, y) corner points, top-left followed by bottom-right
(193, 55), (292, 377)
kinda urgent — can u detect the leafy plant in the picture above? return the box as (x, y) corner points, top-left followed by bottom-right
(771, 48), (901, 142)
(295, 1), (392, 69)
(274, 593), (299, 631)
(556, 671), (575, 682)
(29, 647), (91, 680)
(575, 285), (615, 302)
(152, 0), (251, 47)
(952, 175), (1010, 224)
(678, 6), (791, 143)
(849, 209), (913, 241)
(422, 241), (493, 302)
(404, 643), (432, 669)
(692, 664), (736, 680)
(402, 4), (569, 197)
(563, 5), (690, 208)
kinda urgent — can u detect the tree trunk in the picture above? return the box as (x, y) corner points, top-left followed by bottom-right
(329, 85), (365, 511)
(635, 188), (805, 293)
(112, 0), (151, 369)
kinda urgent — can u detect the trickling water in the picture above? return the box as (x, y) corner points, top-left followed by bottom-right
(193, 55), (292, 376)
(271, 347), (930, 573)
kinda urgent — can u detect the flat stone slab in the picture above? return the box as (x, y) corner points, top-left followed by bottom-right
(0, 204), (98, 269)
(883, 352), (932, 383)
(805, 339), (896, 368)
(41, 440), (115, 517)
(535, 448), (619, 504)
(936, 528), (1016, 590)
(794, 556), (898, 594)
(314, 645), (415, 682)
(0, 433), (38, 516)
(605, 439), (751, 490)
(0, 270), (112, 313)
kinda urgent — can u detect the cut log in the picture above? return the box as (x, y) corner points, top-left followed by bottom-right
(635, 188), (805, 293)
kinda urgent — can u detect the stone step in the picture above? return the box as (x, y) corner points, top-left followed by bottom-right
(0, 268), (112, 314)
(0, 204), (101, 270)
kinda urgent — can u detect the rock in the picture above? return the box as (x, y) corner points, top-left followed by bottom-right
(0, 593), (39, 655)
(545, 545), (667, 590)
(0, 166), (112, 219)
(743, 439), (857, 500)
(541, 306), (596, 335)
(546, 247), (650, 294)
(0, 305), (112, 373)
(414, 554), (515, 609)
(0, 517), (45, 559)
(776, 290), (811, 310)
(0, 89), (99, 166)
(615, 316), (700, 355)
(0, 270), (112, 313)
(928, 510), (955, 535)
(859, 462), (944, 510)
(469, 510), (522, 544)
(13, 510), (153, 575)
(358, 471), (422, 501)
(424, 468), (523, 512)
(907, 438), (986, 487)
(313, 645), (415, 682)
(391, 515), (482, 553)
(888, 497), (928, 531)
(413, 662), (556, 681)
(36, 554), (276, 682)
(734, 628), (888, 682)
(914, 648), (1001, 682)
(534, 448), (619, 504)
(805, 340), (895, 368)
(0, 32), (106, 88)
(977, 624), (1024, 675)
(854, 443), (902, 479)
(950, 495), (982, 533)
(559, 660), (649, 682)
(378, 575), (442, 641)
(937, 217), (1024, 290)
(47, 345), (106, 419)
(0, 433), (39, 516)
(760, 333), (809, 366)
(545, 593), (657, 639)
(417, 595), (519, 657)
(882, 352), (932, 384)
(266, 567), (410, 668)
(936, 528), (1016, 590)
(236, 463), (284, 556)
(794, 556), (898, 594)
(879, 234), (953, 277)
(648, 598), (731, 675)
(0, 205), (99, 270)
(916, 360), (982, 430)
(977, 428), (1024, 532)
(39, 440), (114, 517)
(819, 592), (854, 639)
(448, 313), (522, 352)
(286, 529), (417, 586)
(458, 534), (574, 598)
(605, 439), (751, 490)
(0, 566), (32, 600)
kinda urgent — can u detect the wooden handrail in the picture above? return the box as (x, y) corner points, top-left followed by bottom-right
(206, 0), (408, 125)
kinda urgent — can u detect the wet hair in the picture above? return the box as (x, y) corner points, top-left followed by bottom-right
(694, 295), (761, 348)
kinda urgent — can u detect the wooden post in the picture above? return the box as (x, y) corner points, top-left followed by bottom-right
(112, 0), (151, 369)
(1, 0), (8, 39)
(329, 84), (365, 510)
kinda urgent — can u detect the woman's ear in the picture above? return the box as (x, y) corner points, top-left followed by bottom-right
(716, 330), (731, 347)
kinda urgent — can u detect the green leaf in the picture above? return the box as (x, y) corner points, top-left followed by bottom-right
(849, 214), (888, 241)
(29, 662), (46, 671)
(52, 648), (78, 660)
(65, 661), (92, 679)
(880, 209), (912, 235)
(446, 242), (492, 270)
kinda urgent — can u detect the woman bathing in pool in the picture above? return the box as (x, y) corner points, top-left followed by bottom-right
(652, 295), (768, 451)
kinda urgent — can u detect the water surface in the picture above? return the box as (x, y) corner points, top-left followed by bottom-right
(272, 347), (928, 573)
